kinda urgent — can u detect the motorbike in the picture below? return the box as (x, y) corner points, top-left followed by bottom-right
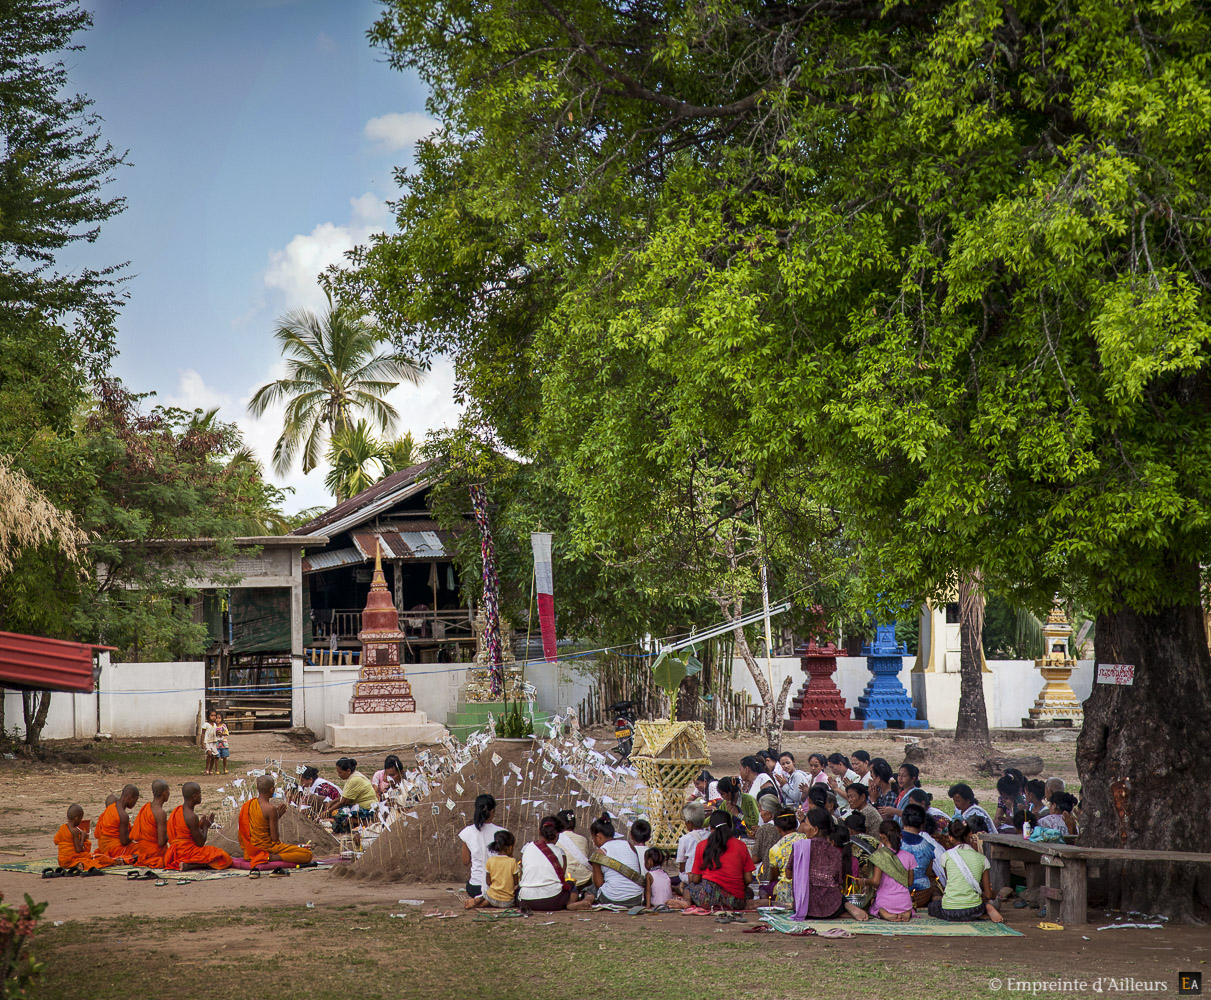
(608, 700), (637, 764)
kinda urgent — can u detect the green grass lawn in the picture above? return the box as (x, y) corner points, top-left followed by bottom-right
(25, 904), (1065, 1000)
(83, 741), (242, 776)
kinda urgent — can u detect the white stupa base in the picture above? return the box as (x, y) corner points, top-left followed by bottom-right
(325, 711), (449, 749)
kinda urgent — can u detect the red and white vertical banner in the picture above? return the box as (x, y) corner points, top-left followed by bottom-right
(531, 531), (557, 662)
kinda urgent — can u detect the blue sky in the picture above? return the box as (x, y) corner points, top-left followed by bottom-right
(63, 0), (457, 511)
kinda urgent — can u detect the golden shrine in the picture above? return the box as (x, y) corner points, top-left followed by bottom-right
(630, 720), (710, 850)
(1023, 600), (1084, 728)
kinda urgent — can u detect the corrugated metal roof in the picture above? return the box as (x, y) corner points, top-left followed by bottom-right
(301, 547), (364, 574)
(352, 529), (450, 561)
(290, 461), (434, 537)
(0, 631), (115, 693)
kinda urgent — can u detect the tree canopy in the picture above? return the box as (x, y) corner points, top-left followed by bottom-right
(351, 0), (1211, 914)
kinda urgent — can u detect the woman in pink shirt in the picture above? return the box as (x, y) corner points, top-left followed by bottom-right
(856, 820), (916, 921)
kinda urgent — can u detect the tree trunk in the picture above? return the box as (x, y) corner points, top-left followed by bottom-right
(723, 613), (793, 752)
(955, 569), (991, 746)
(1077, 568), (1211, 922)
(21, 690), (52, 747)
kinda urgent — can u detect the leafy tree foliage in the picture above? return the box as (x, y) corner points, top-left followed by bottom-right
(355, 0), (1211, 914)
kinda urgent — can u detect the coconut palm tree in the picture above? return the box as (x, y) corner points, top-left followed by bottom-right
(248, 293), (423, 476)
(324, 420), (389, 502)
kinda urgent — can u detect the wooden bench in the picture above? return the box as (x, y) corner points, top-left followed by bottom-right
(981, 832), (1211, 926)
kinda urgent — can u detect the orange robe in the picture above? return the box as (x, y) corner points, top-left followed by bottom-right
(95, 802), (140, 863)
(162, 806), (232, 871)
(237, 799), (313, 867)
(53, 823), (115, 870)
(130, 802), (167, 868)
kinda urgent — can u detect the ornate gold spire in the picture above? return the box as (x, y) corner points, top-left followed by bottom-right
(370, 539), (387, 592)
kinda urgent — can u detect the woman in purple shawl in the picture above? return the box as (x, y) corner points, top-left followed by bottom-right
(789, 807), (862, 921)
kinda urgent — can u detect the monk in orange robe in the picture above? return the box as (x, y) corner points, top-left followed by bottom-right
(163, 782), (232, 871)
(238, 775), (314, 868)
(131, 779), (171, 868)
(95, 784), (141, 863)
(54, 804), (114, 872)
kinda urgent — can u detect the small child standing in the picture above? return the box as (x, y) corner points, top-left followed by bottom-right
(466, 830), (519, 908)
(202, 711), (218, 775)
(213, 711), (230, 775)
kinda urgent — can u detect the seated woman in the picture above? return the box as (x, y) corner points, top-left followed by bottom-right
(517, 816), (571, 911)
(853, 820), (916, 921)
(681, 809), (754, 912)
(994, 774), (1025, 832)
(715, 776), (758, 835)
(567, 813), (643, 909)
(1037, 792), (1079, 835)
(929, 818), (1004, 922)
(899, 803), (943, 909)
(763, 810), (805, 906)
(750, 794), (784, 883)
(787, 807), (859, 920)
(294, 766), (341, 813)
(371, 755), (405, 800)
(554, 809), (593, 892)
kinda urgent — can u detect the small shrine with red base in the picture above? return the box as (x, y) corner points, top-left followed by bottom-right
(784, 639), (863, 731)
(325, 545), (448, 749)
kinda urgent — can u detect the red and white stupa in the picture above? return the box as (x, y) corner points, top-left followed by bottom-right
(324, 544), (448, 749)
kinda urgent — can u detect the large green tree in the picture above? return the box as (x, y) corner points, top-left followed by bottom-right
(351, 0), (1211, 916)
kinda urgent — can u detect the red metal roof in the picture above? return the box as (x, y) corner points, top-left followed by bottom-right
(0, 631), (115, 693)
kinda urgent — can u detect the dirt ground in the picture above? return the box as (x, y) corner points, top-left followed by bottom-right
(2, 728), (1204, 998)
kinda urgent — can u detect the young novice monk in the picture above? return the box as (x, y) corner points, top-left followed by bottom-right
(237, 775), (314, 869)
(163, 782), (232, 871)
(131, 780), (171, 868)
(54, 804), (114, 873)
(95, 784), (141, 863)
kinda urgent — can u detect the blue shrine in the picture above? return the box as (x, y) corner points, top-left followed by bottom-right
(854, 619), (929, 729)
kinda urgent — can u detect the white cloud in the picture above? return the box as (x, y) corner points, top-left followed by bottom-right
(161, 357), (464, 517)
(364, 111), (439, 151)
(261, 193), (391, 314)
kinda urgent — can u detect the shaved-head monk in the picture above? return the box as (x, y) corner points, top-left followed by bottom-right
(238, 775), (314, 869)
(54, 804), (114, 872)
(131, 780), (171, 868)
(163, 782), (232, 871)
(95, 784), (140, 863)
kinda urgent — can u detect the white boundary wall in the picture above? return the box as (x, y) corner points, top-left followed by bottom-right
(2, 656), (204, 740)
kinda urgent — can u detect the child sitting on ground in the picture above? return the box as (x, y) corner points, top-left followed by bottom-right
(53, 804), (113, 873)
(465, 830), (519, 908)
(643, 848), (674, 908)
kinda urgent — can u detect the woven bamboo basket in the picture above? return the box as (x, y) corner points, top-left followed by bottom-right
(630, 720), (710, 850)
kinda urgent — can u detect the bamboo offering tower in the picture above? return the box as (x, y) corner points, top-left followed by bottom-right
(630, 720), (710, 850)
